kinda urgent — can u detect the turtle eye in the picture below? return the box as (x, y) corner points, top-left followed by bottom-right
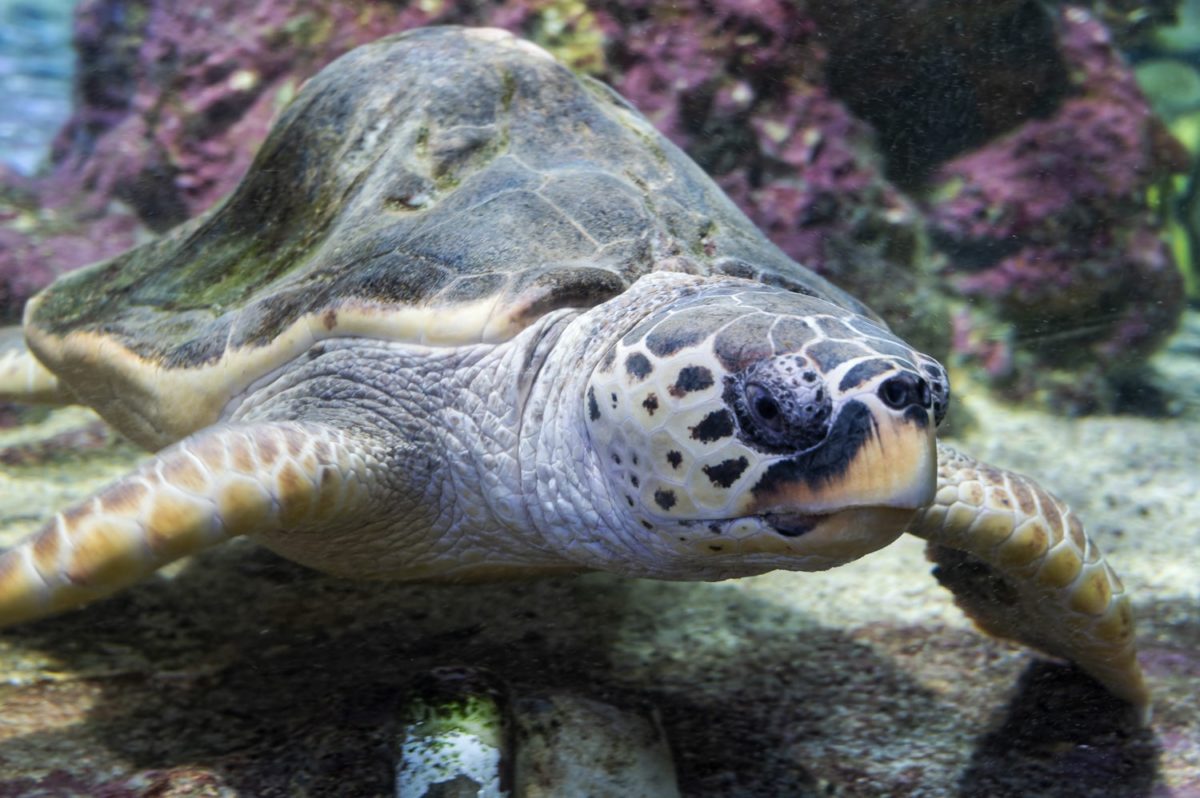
(746, 383), (784, 430)
(729, 361), (833, 453)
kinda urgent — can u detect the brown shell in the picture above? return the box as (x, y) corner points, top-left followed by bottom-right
(24, 26), (872, 447)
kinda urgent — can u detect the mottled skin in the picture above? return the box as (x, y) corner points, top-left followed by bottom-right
(0, 28), (1147, 717)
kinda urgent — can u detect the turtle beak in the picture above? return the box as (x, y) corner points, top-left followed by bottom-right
(741, 398), (937, 563)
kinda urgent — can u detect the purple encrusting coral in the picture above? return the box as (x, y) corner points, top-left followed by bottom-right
(0, 0), (445, 323)
(0, 0), (1187, 406)
(927, 7), (1187, 393)
(602, 0), (930, 338)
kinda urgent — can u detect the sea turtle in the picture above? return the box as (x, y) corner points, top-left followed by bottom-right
(0, 26), (1147, 716)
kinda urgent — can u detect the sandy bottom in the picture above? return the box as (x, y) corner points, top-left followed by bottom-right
(0, 315), (1197, 797)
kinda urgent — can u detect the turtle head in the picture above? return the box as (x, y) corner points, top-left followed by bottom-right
(583, 279), (949, 577)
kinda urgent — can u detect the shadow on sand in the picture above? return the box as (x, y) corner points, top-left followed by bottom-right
(0, 541), (1166, 797)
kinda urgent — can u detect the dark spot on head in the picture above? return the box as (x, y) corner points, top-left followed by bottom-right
(702, 456), (749, 488)
(599, 345), (617, 373)
(806, 340), (871, 373)
(654, 489), (677, 511)
(625, 352), (653, 381)
(611, 453), (622, 465)
(626, 495), (635, 507)
(770, 317), (818, 353)
(669, 365), (715, 398)
(630, 474), (640, 487)
(838, 359), (895, 393)
(321, 308), (337, 330)
(587, 387), (600, 421)
(621, 308), (666, 347)
(610, 392), (618, 408)
(642, 520), (654, 530)
(690, 409), (735, 443)
(643, 393), (659, 415)
(713, 314), (776, 372)
(666, 450), (683, 469)
(708, 545), (723, 552)
(643, 305), (750, 357)
(708, 523), (722, 535)
(631, 454), (639, 465)
(905, 405), (930, 427)
(645, 315), (708, 357)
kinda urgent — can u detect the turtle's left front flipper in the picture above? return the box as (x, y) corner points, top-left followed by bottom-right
(0, 326), (73, 405)
(908, 443), (1149, 719)
(0, 421), (380, 628)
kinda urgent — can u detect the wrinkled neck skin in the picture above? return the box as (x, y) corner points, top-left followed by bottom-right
(224, 310), (588, 580)
(523, 271), (782, 580)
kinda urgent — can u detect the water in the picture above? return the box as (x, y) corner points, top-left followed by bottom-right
(0, 4), (1197, 796)
(0, 0), (74, 174)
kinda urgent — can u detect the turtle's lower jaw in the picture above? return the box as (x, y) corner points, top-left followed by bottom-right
(711, 506), (919, 568)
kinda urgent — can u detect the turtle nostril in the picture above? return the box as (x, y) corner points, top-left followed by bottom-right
(917, 377), (931, 407)
(879, 373), (924, 410)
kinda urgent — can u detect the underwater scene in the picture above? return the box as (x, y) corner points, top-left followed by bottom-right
(0, 0), (1198, 795)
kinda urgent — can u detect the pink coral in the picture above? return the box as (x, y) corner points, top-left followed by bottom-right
(928, 6), (1186, 372)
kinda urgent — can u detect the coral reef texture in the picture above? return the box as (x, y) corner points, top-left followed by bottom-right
(0, 0), (1189, 401)
(927, 8), (1188, 406)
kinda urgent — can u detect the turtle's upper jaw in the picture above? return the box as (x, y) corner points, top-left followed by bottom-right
(705, 401), (937, 568)
(746, 396), (937, 517)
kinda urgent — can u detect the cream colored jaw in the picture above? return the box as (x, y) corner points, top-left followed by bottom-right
(745, 404), (937, 517)
(0, 421), (371, 627)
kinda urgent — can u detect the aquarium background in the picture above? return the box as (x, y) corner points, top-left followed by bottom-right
(0, 1), (1197, 795)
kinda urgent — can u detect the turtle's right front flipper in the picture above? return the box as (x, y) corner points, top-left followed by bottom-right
(0, 421), (379, 627)
(0, 325), (72, 405)
(908, 443), (1149, 720)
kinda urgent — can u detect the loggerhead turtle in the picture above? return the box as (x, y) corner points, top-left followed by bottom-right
(0, 27), (1146, 715)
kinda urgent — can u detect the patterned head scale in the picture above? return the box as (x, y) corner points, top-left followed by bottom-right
(585, 280), (950, 573)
